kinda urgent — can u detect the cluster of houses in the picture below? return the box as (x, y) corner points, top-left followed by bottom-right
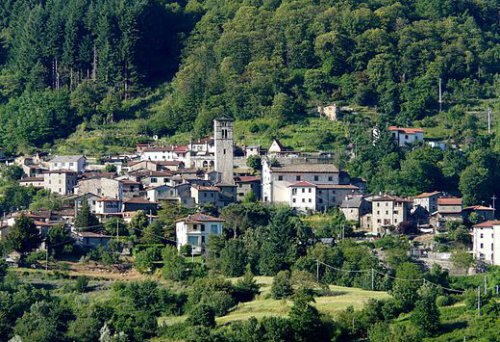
(3, 119), (498, 265)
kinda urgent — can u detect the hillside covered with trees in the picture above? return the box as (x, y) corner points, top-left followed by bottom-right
(0, 0), (498, 146)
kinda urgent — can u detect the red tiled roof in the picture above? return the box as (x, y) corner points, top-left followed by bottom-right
(414, 191), (441, 199)
(388, 126), (425, 134)
(463, 205), (494, 211)
(288, 181), (317, 187)
(473, 220), (500, 228)
(124, 197), (156, 204)
(178, 213), (225, 223)
(192, 184), (220, 191)
(97, 197), (121, 202)
(438, 198), (462, 205)
(316, 184), (359, 190)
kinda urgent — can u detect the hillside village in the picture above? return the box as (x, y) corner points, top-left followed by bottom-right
(0, 117), (495, 269)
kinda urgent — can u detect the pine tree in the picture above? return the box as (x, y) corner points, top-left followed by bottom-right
(75, 201), (100, 231)
(6, 214), (41, 254)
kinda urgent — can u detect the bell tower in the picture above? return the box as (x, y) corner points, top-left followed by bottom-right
(214, 117), (234, 184)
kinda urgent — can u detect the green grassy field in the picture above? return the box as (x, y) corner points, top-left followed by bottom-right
(159, 276), (390, 326)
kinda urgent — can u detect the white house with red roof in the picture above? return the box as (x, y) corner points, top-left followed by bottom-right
(413, 191), (441, 213)
(176, 213), (225, 254)
(472, 220), (500, 265)
(388, 126), (424, 147)
(262, 160), (359, 212)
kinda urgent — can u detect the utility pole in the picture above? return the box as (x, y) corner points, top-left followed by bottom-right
(477, 286), (481, 317)
(487, 108), (491, 133)
(116, 218), (119, 239)
(484, 275), (487, 294)
(438, 78), (443, 112)
(316, 260), (320, 282)
(371, 268), (374, 290)
(492, 195), (497, 218)
(45, 242), (48, 272)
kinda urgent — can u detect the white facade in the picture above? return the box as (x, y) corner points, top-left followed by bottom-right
(49, 155), (86, 173)
(262, 161), (340, 204)
(290, 182), (317, 211)
(95, 198), (122, 215)
(176, 213), (224, 254)
(472, 221), (500, 265)
(214, 117), (234, 184)
(141, 146), (191, 166)
(388, 126), (424, 147)
(413, 191), (441, 213)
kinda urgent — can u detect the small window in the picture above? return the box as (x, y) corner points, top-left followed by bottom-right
(296, 176), (301, 181)
(188, 236), (198, 246)
(278, 176), (283, 181)
(480, 243), (484, 248)
(328, 176), (333, 181)
(302, 188), (305, 193)
(480, 233), (484, 238)
(308, 199), (312, 203)
(314, 176), (319, 181)
(201, 224), (205, 232)
(377, 219), (381, 223)
(211, 224), (218, 234)
(308, 188), (312, 193)
(302, 199), (305, 203)
(386, 211), (389, 215)
(377, 211), (380, 215)
(292, 198), (296, 203)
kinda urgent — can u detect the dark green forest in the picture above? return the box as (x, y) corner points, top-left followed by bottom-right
(0, 0), (498, 149)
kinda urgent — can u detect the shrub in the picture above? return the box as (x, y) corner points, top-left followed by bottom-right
(188, 304), (215, 327)
(271, 270), (294, 299)
(436, 295), (453, 307)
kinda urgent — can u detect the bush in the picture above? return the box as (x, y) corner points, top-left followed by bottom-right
(436, 295), (454, 307)
(180, 244), (192, 256)
(188, 304), (215, 327)
(271, 270), (294, 299)
(74, 276), (89, 293)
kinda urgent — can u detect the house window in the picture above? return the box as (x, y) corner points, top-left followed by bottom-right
(151, 177), (157, 183)
(278, 175), (283, 181)
(293, 198), (296, 203)
(328, 176), (333, 181)
(480, 233), (483, 238)
(292, 189), (297, 195)
(193, 224), (197, 230)
(211, 225), (218, 234)
(296, 176), (301, 181)
(314, 176), (319, 181)
(377, 211), (380, 215)
(204, 193), (207, 198)
(405, 134), (409, 139)
(302, 188), (305, 193)
(201, 236), (206, 244)
(386, 211), (388, 215)
(377, 203), (380, 207)
(319, 199), (323, 203)
(223, 149), (226, 154)
(188, 236), (198, 246)
(201, 224), (205, 232)
(308, 188), (312, 193)
(377, 219), (381, 223)
(318, 190), (322, 194)
(302, 199), (305, 203)
(308, 199), (312, 203)
(480, 243), (484, 248)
